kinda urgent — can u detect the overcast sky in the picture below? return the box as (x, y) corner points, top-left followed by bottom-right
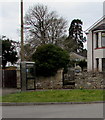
(0, 0), (104, 45)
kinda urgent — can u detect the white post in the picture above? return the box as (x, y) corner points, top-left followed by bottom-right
(93, 32), (96, 49)
(94, 58), (97, 71)
(99, 58), (102, 72)
(98, 32), (102, 48)
(87, 31), (93, 71)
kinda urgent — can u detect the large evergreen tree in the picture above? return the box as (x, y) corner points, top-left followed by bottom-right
(65, 19), (86, 53)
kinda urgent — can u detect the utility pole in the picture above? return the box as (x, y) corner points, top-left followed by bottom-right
(21, 0), (24, 61)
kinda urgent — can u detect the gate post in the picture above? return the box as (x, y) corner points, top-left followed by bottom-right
(2, 70), (4, 88)
(20, 62), (27, 91)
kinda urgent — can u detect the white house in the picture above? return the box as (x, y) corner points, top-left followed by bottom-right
(86, 16), (105, 72)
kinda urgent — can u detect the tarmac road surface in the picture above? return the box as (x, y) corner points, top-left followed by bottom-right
(1, 103), (104, 118)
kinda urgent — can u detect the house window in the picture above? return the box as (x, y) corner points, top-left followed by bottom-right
(102, 32), (105, 47)
(96, 32), (99, 48)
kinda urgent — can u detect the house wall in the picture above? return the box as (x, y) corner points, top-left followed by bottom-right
(103, 49), (105, 57)
(94, 49), (105, 58)
(93, 31), (105, 71)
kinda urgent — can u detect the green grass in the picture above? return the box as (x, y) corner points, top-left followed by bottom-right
(0, 96), (2, 102)
(1, 89), (104, 103)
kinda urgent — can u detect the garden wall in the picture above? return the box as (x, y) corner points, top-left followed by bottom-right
(75, 72), (104, 89)
(35, 69), (63, 89)
(17, 68), (63, 89)
(17, 66), (104, 90)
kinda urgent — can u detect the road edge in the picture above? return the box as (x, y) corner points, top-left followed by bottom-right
(0, 101), (104, 106)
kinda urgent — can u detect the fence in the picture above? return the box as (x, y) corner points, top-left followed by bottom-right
(2, 70), (17, 88)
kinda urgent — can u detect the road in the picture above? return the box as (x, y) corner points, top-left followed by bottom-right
(1, 103), (103, 118)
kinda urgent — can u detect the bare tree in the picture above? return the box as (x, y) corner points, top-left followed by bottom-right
(24, 4), (67, 54)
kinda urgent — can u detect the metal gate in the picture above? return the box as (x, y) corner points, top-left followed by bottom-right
(63, 68), (75, 88)
(2, 70), (17, 88)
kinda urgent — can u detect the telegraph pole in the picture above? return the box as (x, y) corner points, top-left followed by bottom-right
(21, 0), (24, 61)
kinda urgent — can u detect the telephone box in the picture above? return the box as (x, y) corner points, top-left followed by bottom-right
(20, 61), (35, 91)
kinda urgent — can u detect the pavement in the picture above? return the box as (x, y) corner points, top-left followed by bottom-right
(1, 103), (104, 118)
(1, 101), (104, 106)
(1, 88), (21, 96)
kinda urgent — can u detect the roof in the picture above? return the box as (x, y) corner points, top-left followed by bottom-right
(85, 16), (105, 33)
(93, 23), (105, 31)
(70, 52), (86, 61)
(20, 61), (35, 64)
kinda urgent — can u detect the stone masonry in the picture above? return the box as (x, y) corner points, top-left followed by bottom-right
(35, 69), (63, 89)
(75, 72), (104, 89)
(17, 66), (104, 89)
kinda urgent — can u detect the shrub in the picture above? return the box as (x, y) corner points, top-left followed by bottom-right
(32, 44), (70, 77)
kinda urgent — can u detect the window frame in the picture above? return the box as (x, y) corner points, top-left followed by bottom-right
(101, 32), (105, 47)
(96, 32), (99, 48)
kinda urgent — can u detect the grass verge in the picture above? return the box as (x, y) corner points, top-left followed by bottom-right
(1, 89), (104, 103)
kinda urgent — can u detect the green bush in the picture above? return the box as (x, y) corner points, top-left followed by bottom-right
(32, 44), (70, 77)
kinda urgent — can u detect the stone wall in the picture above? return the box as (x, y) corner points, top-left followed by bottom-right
(35, 69), (63, 89)
(75, 72), (104, 89)
(16, 69), (63, 89)
(16, 67), (104, 89)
